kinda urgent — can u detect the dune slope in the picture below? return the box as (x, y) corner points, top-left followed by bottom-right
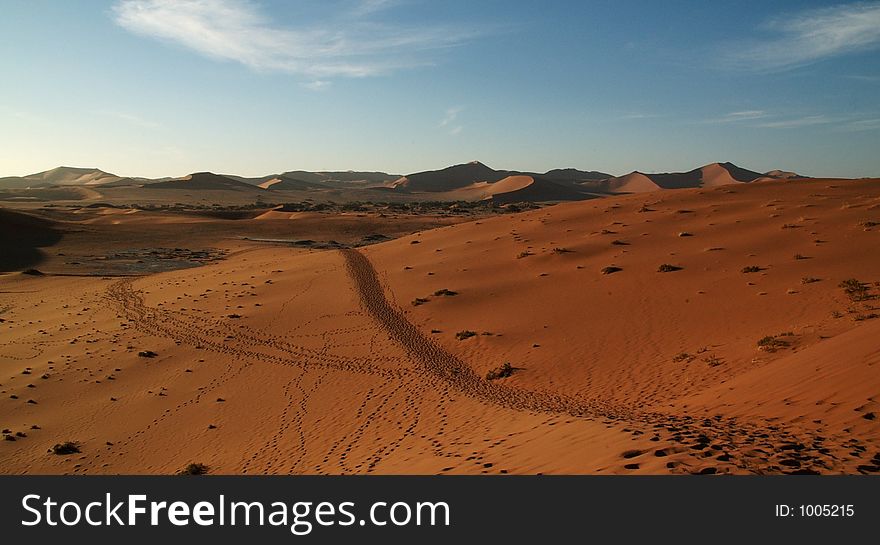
(2, 177), (879, 475)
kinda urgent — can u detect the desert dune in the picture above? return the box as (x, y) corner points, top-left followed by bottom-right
(2, 176), (879, 475)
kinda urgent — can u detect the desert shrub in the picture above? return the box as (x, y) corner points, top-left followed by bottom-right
(672, 352), (694, 363)
(433, 289), (458, 296)
(741, 265), (762, 273)
(839, 278), (871, 301)
(486, 362), (515, 380)
(178, 463), (209, 476)
(757, 336), (788, 352)
(51, 441), (80, 455)
(703, 354), (723, 367)
(455, 330), (477, 341)
(657, 264), (682, 273)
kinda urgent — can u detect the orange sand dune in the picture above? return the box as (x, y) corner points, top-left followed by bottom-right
(599, 162), (767, 193)
(451, 175), (591, 203)
(2, 177), (879, 475)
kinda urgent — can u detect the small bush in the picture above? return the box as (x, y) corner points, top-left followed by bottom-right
(839, 278), (872, 301)
(51, 441), (81, 455)
(433, 289), (458, 296)
(741, 265), (762, 273)
(703, 355), (723, 367)
(757, 335), (788, 352)
(672, 352), (694, 363)
(455, 330), (477, 341)
(657, 264), (682, 273)
(486, 362), (515, 380)
(178, 463), (209, 476)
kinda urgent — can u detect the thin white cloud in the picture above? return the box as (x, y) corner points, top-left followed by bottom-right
(439, 106), (464, 135)
(703, 110), (769, 124)
(724, 2), (880, 71)
(619, 112), (664, 120)
(439, 106), (462, 127)
(99, 110), (160, 129)
(350, 0), (403, 17)
(303, 80), (332, 91)
(113, 0), (485, 78)
(756, 115), (833, 129)
(846, 74), (880, 82)
(839, 117), (880, 131)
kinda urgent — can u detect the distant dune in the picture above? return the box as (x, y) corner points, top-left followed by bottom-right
(591, 162), (781, 193)
(393, 161), (511, 192)
(541, 168), (612, 182)
(0, 166), (127, 189)
(0, 162), (855, 206)
(477, 175), (594, 203)
(144, 172), (261, 191)
(257, 176), (328, 191)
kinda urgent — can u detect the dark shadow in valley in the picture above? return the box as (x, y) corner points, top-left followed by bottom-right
(0, 208), (63, 272)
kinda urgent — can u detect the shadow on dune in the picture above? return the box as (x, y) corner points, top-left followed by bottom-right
(0, 208), (63, 272)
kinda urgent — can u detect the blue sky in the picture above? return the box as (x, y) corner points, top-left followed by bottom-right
(1, 0), (879, 178)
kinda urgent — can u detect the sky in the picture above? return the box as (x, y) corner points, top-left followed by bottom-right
(1, 0), (879, 178)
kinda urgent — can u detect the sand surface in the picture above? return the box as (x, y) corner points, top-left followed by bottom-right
(2, 177), (879, 474)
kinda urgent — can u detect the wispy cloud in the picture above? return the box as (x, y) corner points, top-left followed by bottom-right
(756, 115), (833, 129)
(704, 110), (769, 124)
(723, 2), (880, 72)
(618, 112), (664, 120)
(98, 110), (160, 129)
(439, 106), (463, 135)
(350, 0), (403, 17)
(838, 117), (880, 131)
(701, 108), (880, 131)
(439, 106), (462, 127)
(302, 80), (332, 91)
(113, 0), (485, 78)
(846, 74), (880, 82)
